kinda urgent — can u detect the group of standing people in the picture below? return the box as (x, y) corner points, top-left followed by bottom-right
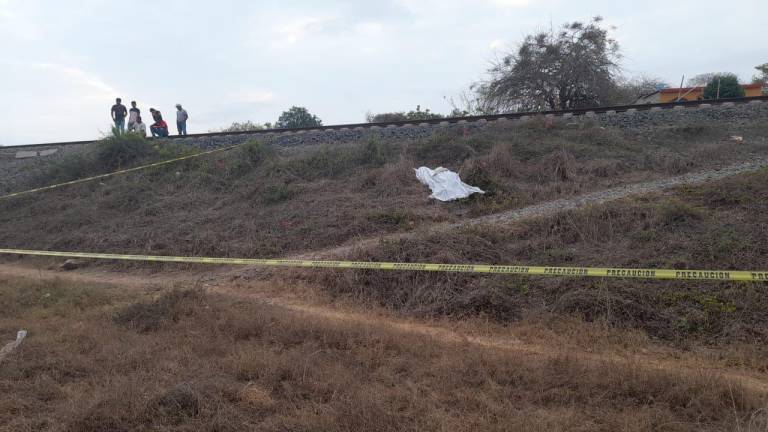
(110, 98), (189, 138)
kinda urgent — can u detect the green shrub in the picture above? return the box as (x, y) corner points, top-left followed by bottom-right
(358, 138), (388, 167)
(229, 140), (275, 176)
(461, 160), (501, 196)
(239, 140), (274, 165)
(113, 288), (205, 333)
(47, 155), (99, 183)
(96, 130), (153, 170)
(154, 142), (198, 160)
(263, 183), (295, 204)
(366, 210), (419, 228)
(292, 146), (348, 178)
(703, 73), (745, 99)
(656, 200), (703, 227)
(410, 134), (475, 165)
(285, 139), (392, 180)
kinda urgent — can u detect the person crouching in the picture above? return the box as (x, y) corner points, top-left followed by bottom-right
(149, 108), (169, 137)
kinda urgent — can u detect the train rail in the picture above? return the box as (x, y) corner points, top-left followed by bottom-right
(4, 95), (767, 149)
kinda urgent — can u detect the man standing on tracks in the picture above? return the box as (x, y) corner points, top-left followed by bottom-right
(110, 98), (128, 133)
(175, 103), (189, 135)
(127, 101), (141, 132)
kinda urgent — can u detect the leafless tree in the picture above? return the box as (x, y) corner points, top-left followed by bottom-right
(479, 17), (621, 112)
(445, 87), (492, 117)
(753, 63), (768, 85)
(608, 76), (669, 105)
(687, 73), (723, 86)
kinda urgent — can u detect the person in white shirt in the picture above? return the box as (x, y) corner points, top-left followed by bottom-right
(175, 103), (189, 135)
(127, 101), (141, 132)
(133, 115), (147, 137)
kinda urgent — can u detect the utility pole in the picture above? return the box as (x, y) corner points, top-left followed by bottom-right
(716, 78), (721, 99)
(677, 75), (685, 102)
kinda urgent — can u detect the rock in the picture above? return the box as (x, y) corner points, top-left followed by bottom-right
(2, 101), (767, 192)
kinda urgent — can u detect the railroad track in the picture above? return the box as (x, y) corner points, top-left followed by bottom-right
(5, 95), (767, 149)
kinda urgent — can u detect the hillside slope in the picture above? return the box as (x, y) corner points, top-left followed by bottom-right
(3, 118), (768, 431)
(1, 117), (766, 259)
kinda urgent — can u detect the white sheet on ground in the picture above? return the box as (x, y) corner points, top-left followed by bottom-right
(414, 167), (485, 201)
(0, 330), (27, 362)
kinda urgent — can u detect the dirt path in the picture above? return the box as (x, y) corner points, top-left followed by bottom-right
(3, 263), (768, 394)
(290, 157), (768, 260)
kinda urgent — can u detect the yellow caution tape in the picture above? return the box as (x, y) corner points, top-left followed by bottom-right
(0, 144), (241, 200)
(0, 248), (766, 281)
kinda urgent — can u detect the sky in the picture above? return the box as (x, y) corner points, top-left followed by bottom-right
(0, 0), (765, 146)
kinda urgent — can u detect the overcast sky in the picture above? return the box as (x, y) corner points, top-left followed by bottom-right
(0, 0), (765, 146)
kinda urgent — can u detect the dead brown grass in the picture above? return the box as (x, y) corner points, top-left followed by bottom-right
(1, 277), (766, 431)
(313, 169), (768, 346)
(1, 119), (766, 262)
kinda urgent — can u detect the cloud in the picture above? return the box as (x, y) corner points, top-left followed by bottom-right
(274, 16), (339, 45)
(489, 0), (531, 7)
(355, 21), (384, 35)
(29, 62), (119, 97)
(0, 59), (121, 144)
(231, 89), (275, 104)
(489, 39), (505, 50)
(0, 2), (42, 40)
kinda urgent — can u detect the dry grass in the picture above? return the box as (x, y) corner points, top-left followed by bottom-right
(1, 119), (766, 261)
(1, 276), (766, 431)
(313, 169), (768, 346)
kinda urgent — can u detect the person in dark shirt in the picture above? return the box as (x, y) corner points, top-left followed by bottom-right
(110, 98), (128, 133)
(149, 108), (162, 123)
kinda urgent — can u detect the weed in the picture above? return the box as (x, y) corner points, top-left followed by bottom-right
(113, 287), (206, 333)
(656, 200), (703, 227)
(409, 133), (475, 165)
(149, 383), (201, 421)
(96, 132), (153, 170)
(358, 138), (388, 166)
(460, 159), (502, 195)
(542, 149), (576, 181)
(46, 156), (99, 183)
(366, 210), (419, 228)
(311, 170), (768, 343)
(3, 278), (763, 431)
(0, 277), (112, 317)
(263, 183), (295, 204)
(229, 139), (275, 177)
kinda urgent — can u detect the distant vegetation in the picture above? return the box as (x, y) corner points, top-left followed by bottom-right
(476, 17), (622, 112)
(366, 105), (444, 123)
(216, 121), (273, 132)
(43, 131), (192, 184)
(274, 106), (322, 129)
(754, 63), (768, 85)
(214, 106), (321, 132)
(214, 37), (763, 131)
(703, 73), (745, 99)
